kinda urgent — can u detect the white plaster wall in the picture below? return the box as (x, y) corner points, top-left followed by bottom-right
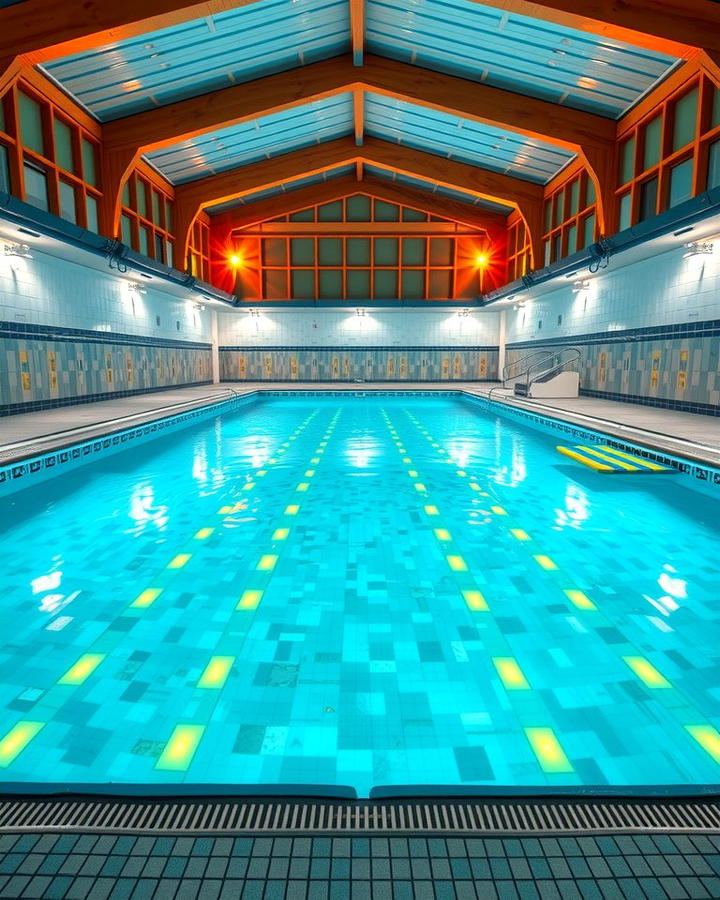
(505, 243), (720, 344)
(217, 308), (501, 347)
(0, 247), (213, 342)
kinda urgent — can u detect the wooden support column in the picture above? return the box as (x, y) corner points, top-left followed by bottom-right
(350, 0), (364, 66)
(520, 198), (545, 270)
(100, 148), (139, 239)
(581, 143), (616, 237)
(354, 90), (364, 146)
(0, 56), (23, 97)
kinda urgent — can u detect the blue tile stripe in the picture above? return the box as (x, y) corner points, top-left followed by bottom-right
(219, 345), (499, 352)
(507, 318), (720, 350)
(0, 320), (212, 350)
(578, 387), (720, 418)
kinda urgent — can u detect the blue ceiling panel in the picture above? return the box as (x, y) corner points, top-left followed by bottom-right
(366, 0), (678, 118)
(365, 93), (574, 183)
(146, 94), (354, 184)
(363, 164), (514, 216)
(205, 165), (357, 215)
(43, 0), (350, 121)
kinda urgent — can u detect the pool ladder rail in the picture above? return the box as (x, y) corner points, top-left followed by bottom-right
(556, 443), (676, 474)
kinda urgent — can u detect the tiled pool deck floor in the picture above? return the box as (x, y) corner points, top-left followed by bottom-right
(1, 382), (719, 467)
(1, 829), (720, 900)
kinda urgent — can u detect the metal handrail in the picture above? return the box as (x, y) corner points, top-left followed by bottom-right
(524, 346), (582, 389)
(502, 349), (555, 384)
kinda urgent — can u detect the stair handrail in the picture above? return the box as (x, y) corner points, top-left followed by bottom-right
(502, 348), (555, 384)
(525, 346), (582, 389)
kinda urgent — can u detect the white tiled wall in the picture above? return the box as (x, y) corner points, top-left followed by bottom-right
(505, 243), (720, 343)
(217, 308), (501, 347)
(0, 247), (213, 342)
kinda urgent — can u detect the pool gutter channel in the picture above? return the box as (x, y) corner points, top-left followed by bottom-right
(0, 794), (719, 835)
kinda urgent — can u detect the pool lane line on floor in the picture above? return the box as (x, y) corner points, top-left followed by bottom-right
(381, 409), (575, 779)
(402, 409), (720, 773)
(0, 407), (326, 772)
(154, 407), (344, 773)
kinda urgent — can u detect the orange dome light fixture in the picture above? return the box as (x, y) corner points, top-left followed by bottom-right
(474, 251), (489, 268)
(229, 252), (243, 268)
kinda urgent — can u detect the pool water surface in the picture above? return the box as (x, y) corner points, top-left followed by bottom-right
(0, 394), (718, 796)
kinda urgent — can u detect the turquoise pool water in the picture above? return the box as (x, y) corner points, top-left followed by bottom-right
(0, 394), (719, 796)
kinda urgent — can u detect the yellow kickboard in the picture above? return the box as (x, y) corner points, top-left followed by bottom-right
(556, 444), (674, 474)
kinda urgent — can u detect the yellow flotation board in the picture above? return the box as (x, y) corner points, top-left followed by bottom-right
(556, 444), (675, 474)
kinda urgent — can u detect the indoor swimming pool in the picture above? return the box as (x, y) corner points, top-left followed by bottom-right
(0, 393), (718, 797)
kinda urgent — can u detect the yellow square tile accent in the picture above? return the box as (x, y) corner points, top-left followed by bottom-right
(237, 589), (263, 610)
(469, 483), (481, 491)
(622, 656), (671, 688)
(272, 528), (290, 541)
(685, 725), (720, 764)
(58, 653), (105, 686)
(463, 590), (488, 611)
(446, 555), (468, 572)
(218, 505), (233, 515)
(304, 470), (315, 478)
(534, 555), (558, 571)
(268, 458), (278, 464)
(315, 448), (324, 454)
(296, 483), (310, 492)
(402, 457), (412, 464)
(491, 506), (507, 516)
(197, 656), (235, 689)
(510, 529), (530, 541)
(242, 482), (255, 492)
(424, 505), (439, 516)
(433, 528), (452, 541)
(457, 470), (467, 477)
(131, 588), (163, 608)
(564, 589), (596, 610)
(0, 722), (44, 768)
(311, 457), (320, 464)
(414, 483), (426, 493)
(524, 727), (573, 773)
(155, 724), (205, 771)
(408, 470), (419, 478)
(257, 555), (278, 571)
(256, 470), (267, 477)
(167, 554), (191, 569)
(493, 657), (530, 690)
(285, 505), (300, 516)
(194, 528), (214, 540)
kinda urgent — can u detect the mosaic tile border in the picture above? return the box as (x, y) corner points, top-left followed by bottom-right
(2, 389), (719, 499)
(0, 392), (258, 497)
(466, 393), (720, 491)
(0, 320), (212, 351)
(506, 318), (720, 350)
(578, 387), (720, 418)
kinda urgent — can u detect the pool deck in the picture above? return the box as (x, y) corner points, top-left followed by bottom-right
(0, 382), (719, 468)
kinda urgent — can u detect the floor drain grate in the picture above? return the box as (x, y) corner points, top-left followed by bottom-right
(0, 796), (718, 834)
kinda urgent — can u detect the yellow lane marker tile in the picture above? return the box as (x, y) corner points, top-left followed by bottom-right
(272, 528), (290, 541)
(285, 505), (300, 516)
(622, 656), (671, 688)
(424, 505), (439, 516)
(281, 442), (290, 448)
(59, 653), (105, 686)
(524, 727), (573, 773)
(463, 590), (488, 611)
(304, 470), (315, 478)
(685, 725), (720, 764)
(564, 589), (596, 610)
(310, 457), (320, 464)
(155, 724), (205, 771)
(0, 722), (44, 767)
(493, 657), (530, 690)
(218, 505), (233, 515)
(408, 470), (419, 478)
(469, 483), (481, 492)
(534, 555), (558, 571)
(296, 483), (310, 492)
(316, 449), (324, 454)
(491, 506), (507, 516)
(167, 554), (191, 570)
(403, 457), (412, 464)
(289, 436), (296, 441)
(257, 554), (278, 571)
(414, 483), (427, 493)
(242, 482), (255, 492)
(268, 458), (278, 464)
(131, 588), (163, 609)
(510, 529), (531, 541)
(194, 528), (214, 540)
(197, 656), (235, 689)
(237, 589), (263, 610)
(446, 555), (468, 572)
(457, 470), (467, 477)
(319, 441), (327, 447)
(256, 470), (267, 477)
(433, 528), (452, 542)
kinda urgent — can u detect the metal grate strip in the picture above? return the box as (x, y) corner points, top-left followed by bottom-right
(0, 796), (718, 835)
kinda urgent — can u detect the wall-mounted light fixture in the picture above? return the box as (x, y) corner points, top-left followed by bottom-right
(4, 242), (32, 259)
(356, 308), (366, 316)
(572, 279), (590, 293)
(683, 241), (713, 259)
(128, 282), (147, 295)
(457, 308), (470, 317)
(247, 307), (260, 317)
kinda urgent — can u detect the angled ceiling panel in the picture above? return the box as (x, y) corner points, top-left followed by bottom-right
(364, 93), (574, 183)
(42, 0), (350, 121)
(146, 94), (354, 184)
(366, 0), (679, 118)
